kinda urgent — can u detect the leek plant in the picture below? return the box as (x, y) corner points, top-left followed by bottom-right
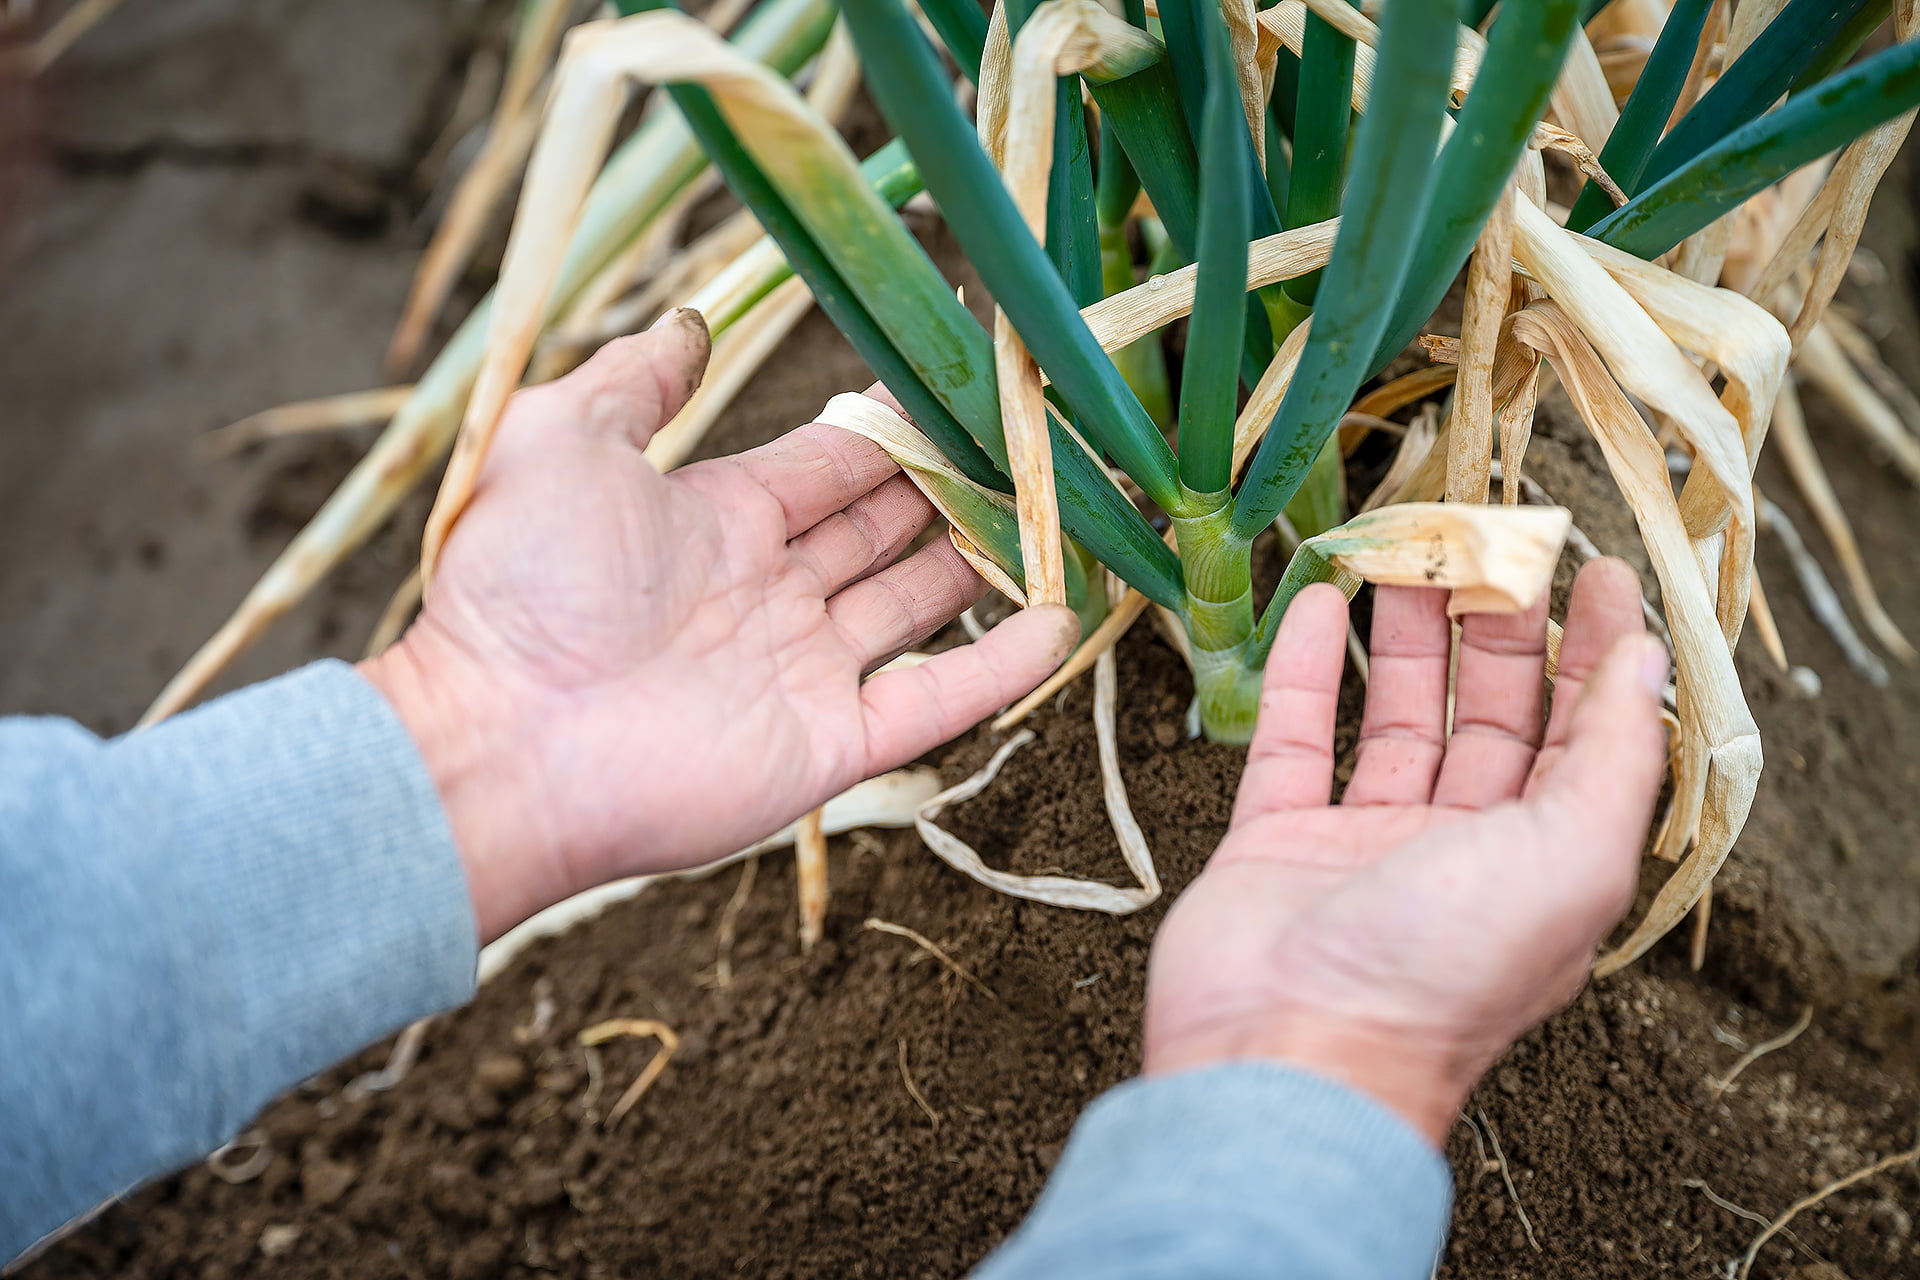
(628, 0), (1920, 743)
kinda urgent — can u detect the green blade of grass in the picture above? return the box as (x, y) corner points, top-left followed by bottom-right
(1566, 0), (1713, 231)
(1177, 0), (1251, 497)
(919, 0), (991, 82)
(1639, 0), (1874, 191)
(1231, 0), (1462, 540)
(840, 0), (1183, 513)
(1373, 0), (1580, 374)
(1588, 34), (1920, 258)
(1282, 11), (1355, 307)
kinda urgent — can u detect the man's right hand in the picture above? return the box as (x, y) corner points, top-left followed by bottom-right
(1142, 559), (1670, 1144)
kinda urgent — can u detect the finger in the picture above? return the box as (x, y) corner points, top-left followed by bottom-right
(502, 309), (711, 454)
(787, 474), (939, 595)
(1342, 585), (1451, 807)
(1233, 584), (1350, 824)
(727, 421), (903, 539)
(857, 605), (1080, 774)
(1429, 592), (1550, 809)
(1525, 633), (1670, 915)
(1527, 558), (1651, 794)
(828, 536), (988, 668)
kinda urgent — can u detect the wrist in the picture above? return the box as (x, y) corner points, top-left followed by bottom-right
(358, 630), (570, 943)
(1143, 1017), (1469, 1147)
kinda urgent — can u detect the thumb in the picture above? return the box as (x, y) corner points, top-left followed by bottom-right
(538, 307), (713, 450)
(1529, 632), (1670, 874)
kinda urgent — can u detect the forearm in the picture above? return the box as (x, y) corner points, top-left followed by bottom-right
(0, 662), (478, 1261)
(974, 1063), (1452, 1279)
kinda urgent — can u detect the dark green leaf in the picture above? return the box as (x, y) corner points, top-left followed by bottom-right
(1567, 0), (1713, 231)
(1283, 11), (1355, 306)
(1639, 0), (1872, 191)
(840, 0), (1183, 512)
(1372, 0), (1580, 374)
(1590, 34), (1920, 257)
(1177, 0), (1251, 496)
(1232, 0), (1462, 538)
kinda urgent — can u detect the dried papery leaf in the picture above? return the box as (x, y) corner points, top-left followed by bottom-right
(1722, 0), (1788, 63)
(1078, 218), (1340, 353)
(1672, 0), (1728, 122)
(1362, 406), (1438, 513)
(387, 0), (576, 374)
(1738, 166), (1839, 305)
(552, 24), (860, 368)
(419, 10), (878, 582)
(1498, 356), (1543, 506)
(1353, 365), (1459, 420)
(645, 274), (817, 472)
(815, 392), (1028, 592)
(978, 1), (1012, 163)
(1548, 25), (1619, 150)
(1449, 184), (1516, 505)
(1266, 1), (1480, 109)
(1769, 374), (1916, 664)
(992, 0), (1154, 607)
(1222, 0), (1268, 158)
(1302, 501), (1570, 616)
(1511, 304), (1760, 978)
(1511, 194), (1759, 646)
(200, 385), (415, 455)
(476, 767), (942, 983)
(915, 650), (1160, 914)
(1789, 111), (1916, 348)
(1744, 563), (1791, 673)
(1531, 121), (1626, 207)
(1588, 0), (1671, 45)
(1796, 320), (1920, 487)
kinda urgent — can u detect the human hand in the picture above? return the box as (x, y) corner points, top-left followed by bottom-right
(1142, 559), (1669, 1145)
(362, 312), (1078, 941)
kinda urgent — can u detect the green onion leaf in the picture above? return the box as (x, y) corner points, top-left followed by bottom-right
(1639, 0), (1875, 191)
(1232, 0), (1462, 539)
(1177, 0), (1251, 497)
(1566, 0), (1713, 232)
(1589, 33), (1920, 258)
(840, 0), (1184, 512)
(1374, 0), (1581, 373)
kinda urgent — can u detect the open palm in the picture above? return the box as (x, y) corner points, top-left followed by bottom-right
(1144, 560), (1669, 1142)
(368, 314), (1075, 938)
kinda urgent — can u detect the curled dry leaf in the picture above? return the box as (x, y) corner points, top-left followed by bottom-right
(1303, 501), (1571, 616)
(1509, 303), (1760, 978)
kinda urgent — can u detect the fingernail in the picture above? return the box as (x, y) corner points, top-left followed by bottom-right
(1637, 635), (1670, 696)
(649, 305), (705, 336)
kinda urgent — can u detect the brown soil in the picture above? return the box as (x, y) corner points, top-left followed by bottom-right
(7, 4), (1920, 1279)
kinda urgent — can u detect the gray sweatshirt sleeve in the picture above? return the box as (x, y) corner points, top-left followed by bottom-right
(0, 661), (478, 1261)
(974, 1063), (1453, 1279)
